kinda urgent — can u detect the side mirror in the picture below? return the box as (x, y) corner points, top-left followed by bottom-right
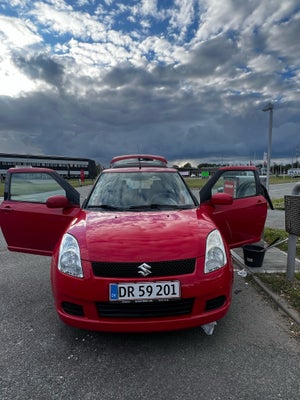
(46, 195), (72, 209)
(210, 192), (233, 205)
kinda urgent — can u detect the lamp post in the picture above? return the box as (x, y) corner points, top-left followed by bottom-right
(262, 102), (274, 191)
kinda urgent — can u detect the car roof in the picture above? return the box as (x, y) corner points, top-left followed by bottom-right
(7, 167), (55, 173)
(110, 154), (168, 169)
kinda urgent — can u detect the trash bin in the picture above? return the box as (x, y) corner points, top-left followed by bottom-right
(243, 244), (265, 268)
(285, 195), (300, 235)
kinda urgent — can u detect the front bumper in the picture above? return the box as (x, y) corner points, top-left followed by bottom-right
(51, 258), (233, 333)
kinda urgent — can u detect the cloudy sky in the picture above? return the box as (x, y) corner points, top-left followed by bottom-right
(0, 0), (299, 167)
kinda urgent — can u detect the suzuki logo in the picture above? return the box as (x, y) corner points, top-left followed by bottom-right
(138, 263), (152, 277)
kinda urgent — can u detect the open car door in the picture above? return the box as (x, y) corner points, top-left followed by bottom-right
(0, 168), (81, 256)
(200, 166), (268, 249)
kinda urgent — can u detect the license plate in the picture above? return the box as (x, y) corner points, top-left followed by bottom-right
(109, 281), (181, 302)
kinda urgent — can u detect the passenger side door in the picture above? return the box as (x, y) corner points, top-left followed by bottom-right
(200, 168), (268, 248)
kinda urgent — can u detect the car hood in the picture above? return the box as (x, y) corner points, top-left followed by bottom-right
(69, 209), (216, 262)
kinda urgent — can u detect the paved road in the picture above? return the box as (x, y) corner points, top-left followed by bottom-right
(1, 238), (299, 400)
(268, 182), (299, 198)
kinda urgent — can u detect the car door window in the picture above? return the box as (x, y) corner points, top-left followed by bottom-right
(211, 171), (257, 199)
(10, 172), (65, 203)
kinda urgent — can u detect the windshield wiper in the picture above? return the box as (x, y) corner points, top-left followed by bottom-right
(87, 204), (194, 211)
(127, 204), (182, 210)
(87, 204), (125, 211)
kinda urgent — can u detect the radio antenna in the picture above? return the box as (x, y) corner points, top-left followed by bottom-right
(137, 145), (141, 169)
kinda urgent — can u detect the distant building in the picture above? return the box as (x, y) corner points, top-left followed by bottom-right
(0, 153), (98, 179)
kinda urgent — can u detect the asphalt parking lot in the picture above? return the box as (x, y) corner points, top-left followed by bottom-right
(1, 239), (300, 398)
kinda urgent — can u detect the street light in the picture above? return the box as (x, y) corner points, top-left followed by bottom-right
(262, 102), (274, 191)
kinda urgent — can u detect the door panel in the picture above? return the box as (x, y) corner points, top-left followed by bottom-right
(205, 196), (267, 248)
(0, 168), (80, 255)
(0, 201), (79, 255)
(200, 168), (268, 248)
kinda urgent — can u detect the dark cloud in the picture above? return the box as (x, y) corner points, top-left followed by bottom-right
(187, 35), (239, 77)
(103, 65), (155, 88)
(12, 53), (65, 87)
(1, 42), (299, 166)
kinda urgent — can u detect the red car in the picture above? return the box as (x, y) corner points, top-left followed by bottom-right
(0, 155), (268, 332)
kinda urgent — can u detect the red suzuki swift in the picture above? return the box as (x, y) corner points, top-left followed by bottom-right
(0, 155), (268, 332)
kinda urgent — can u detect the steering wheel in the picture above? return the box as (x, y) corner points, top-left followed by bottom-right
(150, 192), (178, 205)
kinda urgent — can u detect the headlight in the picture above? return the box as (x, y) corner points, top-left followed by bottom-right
(58, 233), (83, 278)
(204, 229), (227, 273)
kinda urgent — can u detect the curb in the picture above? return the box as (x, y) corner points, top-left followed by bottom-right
(232, 250), (300, 326)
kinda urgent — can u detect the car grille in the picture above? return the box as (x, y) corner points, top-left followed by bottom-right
(92, 258), (196, 278)
(96, 298), (194, 318)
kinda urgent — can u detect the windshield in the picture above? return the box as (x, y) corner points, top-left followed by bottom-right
(86, 171), (196, 210)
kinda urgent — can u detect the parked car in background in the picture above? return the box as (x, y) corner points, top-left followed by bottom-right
(287, 168), (300, 177)
(0, 155), (268, 332)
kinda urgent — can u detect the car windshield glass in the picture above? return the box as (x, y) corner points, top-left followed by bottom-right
(86, 171), (196, 210)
